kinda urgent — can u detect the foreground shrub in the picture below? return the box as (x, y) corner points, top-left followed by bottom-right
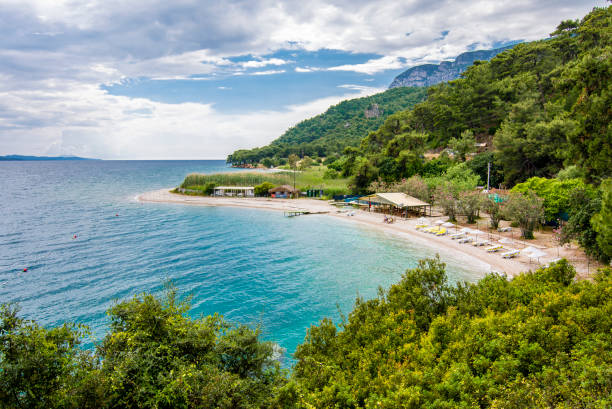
(294, 257), (612, 408)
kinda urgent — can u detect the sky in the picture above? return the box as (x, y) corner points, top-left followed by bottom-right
(0, 0), (606, 159)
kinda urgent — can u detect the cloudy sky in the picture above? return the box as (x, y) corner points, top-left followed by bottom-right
(0, 0), (605, 159)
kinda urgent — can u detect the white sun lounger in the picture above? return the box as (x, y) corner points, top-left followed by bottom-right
(486, 245), (504, 253)
(501, 249), (520, 258)
(472, 240), (490, 247)
(450, 232), (466, 240)
(458, 237), (473, 244)
(498, 227), (512, 232)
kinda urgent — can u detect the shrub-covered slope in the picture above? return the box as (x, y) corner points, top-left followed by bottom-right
(227, 87), (426, 166)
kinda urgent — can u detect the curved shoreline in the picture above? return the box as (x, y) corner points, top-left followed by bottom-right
(138, 189), (550, 277)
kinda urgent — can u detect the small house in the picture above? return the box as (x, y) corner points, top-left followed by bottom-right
(269, 185), (300, 199)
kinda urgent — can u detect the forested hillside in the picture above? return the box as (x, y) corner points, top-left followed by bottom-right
(348, 6), (611, 189)
(227, 87), (426, 166)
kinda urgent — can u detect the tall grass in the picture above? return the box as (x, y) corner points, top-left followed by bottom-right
(180, 167), (350, 195)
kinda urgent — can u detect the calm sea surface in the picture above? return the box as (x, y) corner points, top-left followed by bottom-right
(0, 160), (488, 362)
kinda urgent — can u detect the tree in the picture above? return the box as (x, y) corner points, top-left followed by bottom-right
(484, 196), (504, 229)
(448, 129), (476, 161)
(288, 154), (299, 170)
(254, 182), (274, 196)
(434, 182), (459, 222)
(261, 158), (274, 168)
(512, 177), (589, 222)
(457, 190), (482, 223)
(592, 179), (612, 261)
(0, 304), (100, 409)
(504, 190), (545, 239)
(561, 186), (605, 261)
(298, 156), (313, 170)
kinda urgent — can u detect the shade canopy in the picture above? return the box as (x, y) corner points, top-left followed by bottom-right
(269, 185), (300, 193)
(528, 249), (547, 259)
(522, 246), (540, 254)
(362, 192), (430, 208)
(499, 238), (514, 244)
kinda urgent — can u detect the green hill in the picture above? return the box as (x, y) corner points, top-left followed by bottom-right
(227, 87), (427, 166)
(347, 6), (611, 189)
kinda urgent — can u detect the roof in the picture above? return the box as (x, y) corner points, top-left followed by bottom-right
(269, 185), (299, 193)
(362, 192), (430, 208)
(214, 186), (254, 190)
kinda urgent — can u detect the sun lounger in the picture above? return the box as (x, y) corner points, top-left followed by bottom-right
(458, 237), (474, 244)
(501, 249), (520, 258)
(435, 228), (447, 236)
(425, 227), (440, 233)
(486, 245), (504, 253)
(497, 227), (512, 232)
(450, 232), (466, 240)
(415, 224), (429, 229)
(472, 240), (489, 247)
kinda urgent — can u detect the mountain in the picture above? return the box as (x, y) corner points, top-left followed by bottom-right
(0, 155), (98, 161)
(227, 86), (427, 165)
(388, 45), (516, 88)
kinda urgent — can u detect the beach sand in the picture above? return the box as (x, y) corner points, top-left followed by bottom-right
(138, 189), (566, 278)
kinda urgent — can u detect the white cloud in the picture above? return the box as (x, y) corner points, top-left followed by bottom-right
(249, 69), (286, 76)
(0, 80), (376, 159)
(0, 0), (606, 158)
(328, 56), (404, 75)
(294, 66), (322, 73)
(240, 58), (289, 68)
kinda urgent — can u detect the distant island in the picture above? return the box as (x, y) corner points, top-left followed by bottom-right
(0, 155), (99, 161)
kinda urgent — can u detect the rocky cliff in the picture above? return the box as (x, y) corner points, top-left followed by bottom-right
(389, 45), (515, 88)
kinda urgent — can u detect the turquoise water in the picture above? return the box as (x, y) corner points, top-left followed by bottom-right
(0, 160), (487, 362)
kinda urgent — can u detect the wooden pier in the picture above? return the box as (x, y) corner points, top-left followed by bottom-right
(284, 210), (329, 217)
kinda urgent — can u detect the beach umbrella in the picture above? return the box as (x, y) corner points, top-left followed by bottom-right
(442, 222), (455, 228)
(522, 246), (539, 254)
(417, 217), (428, 224)
(527, 249), (547, 263)
(471, 229), (483, 237)
(434, 219), (446, 225)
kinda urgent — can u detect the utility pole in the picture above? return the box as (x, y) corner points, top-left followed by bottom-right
(487, 162), (491, 191)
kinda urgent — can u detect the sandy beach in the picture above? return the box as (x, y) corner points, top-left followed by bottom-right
(138, 189), (571, 278)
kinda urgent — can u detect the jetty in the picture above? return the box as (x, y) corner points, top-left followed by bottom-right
(284, 210), (329, 217)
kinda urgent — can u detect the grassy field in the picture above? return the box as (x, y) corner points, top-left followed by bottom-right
(179, 166), (350, 197)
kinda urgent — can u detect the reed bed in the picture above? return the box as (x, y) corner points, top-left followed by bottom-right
(180, 168), (350, 196)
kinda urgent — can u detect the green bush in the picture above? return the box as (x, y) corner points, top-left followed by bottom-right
(293, 257), (612, 408)
(254, 182), (275, 196)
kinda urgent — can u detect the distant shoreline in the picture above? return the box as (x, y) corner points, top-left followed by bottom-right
(0, 155), (99, 161)
(137, 188), (556, 278)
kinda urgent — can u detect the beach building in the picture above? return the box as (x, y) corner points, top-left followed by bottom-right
(269, 185), (300, 199)
(213, 186), (255, 197)
(361, 192), (431, 217)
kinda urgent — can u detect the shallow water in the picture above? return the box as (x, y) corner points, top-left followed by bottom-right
(0, 160), (487, 362)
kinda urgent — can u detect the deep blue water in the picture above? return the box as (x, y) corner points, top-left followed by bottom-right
(0, 160), (487, 362)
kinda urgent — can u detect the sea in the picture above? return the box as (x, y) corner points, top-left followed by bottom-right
(0, 160), (489, 363)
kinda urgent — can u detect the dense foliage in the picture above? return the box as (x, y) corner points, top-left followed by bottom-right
(2, 260), (611, 408)
(227, 87), (427, 165)
(511, 177), (591, 221)
(0, 288), (286, 409)
(292, 257), (612, 408)
(324, 6), (611, 191)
